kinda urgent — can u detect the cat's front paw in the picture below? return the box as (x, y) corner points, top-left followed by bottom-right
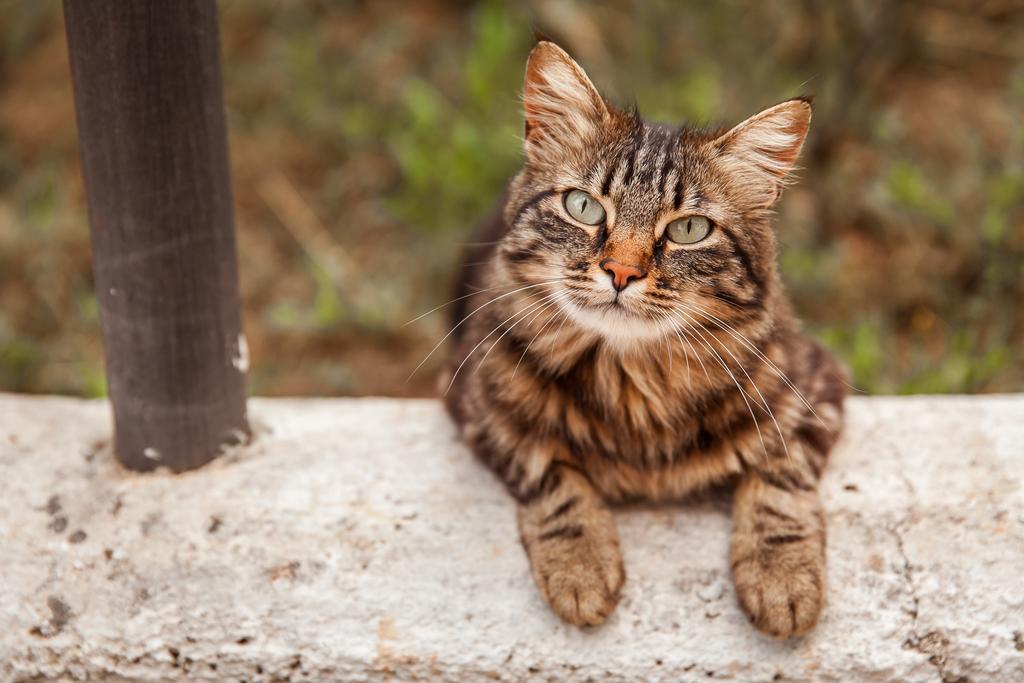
(731, 538), (825, 639)
(517, 465), (626, 627)
(520, 511), (626, 627)
(535, 537), (625, 626)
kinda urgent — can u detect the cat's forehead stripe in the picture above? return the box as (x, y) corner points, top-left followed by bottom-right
(681, 190), (705, 214)
(636, 126), (665, 187)
(581, 123), (717, 220)
(600, 123), (666, 197)
(600, 159), (615, 196)
(672, 176), (684, 211)
(656, 128), (677, 191)
(620, 144), (636, 188)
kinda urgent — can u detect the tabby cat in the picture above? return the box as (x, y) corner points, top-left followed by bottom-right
(442, 41), (846, 639)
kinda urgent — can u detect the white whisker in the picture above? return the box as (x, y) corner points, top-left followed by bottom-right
(512, 292), (571, 379)
(682, 303), (831, 432)
(407, 278), (566, 380)
(405, 282), (512, 327)
(671, 310), (769, 461)
(678, 302), (791, 460)
(662, 312), (708, 384)
(475, 292), (566, 377)
(444, 290), (564, 395)
(654, 309), (691, 384)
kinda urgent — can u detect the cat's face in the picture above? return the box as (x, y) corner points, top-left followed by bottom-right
(500, 42), (811, 348)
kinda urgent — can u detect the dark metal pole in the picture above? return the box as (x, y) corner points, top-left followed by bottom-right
(63, 1), (249, 472)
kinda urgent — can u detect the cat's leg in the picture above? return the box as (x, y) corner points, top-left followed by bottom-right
(518, 462), (625, 626)
(730, 460), (827, 639)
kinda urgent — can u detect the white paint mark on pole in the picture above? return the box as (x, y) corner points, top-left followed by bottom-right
(233, 333), (250, 372)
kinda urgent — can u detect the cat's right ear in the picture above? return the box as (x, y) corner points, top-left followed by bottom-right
(708, 98), (812, 208)
(522, 41), (609, 165)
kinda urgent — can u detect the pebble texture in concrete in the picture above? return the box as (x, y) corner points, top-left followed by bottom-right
(0, 394), (1022, 681)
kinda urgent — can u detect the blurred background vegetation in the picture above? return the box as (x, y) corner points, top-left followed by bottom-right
(0, 0), (1022, 397)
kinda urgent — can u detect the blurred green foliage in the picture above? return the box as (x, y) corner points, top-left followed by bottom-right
(0, 0), (1021, 397)
(388, 2), (526, 232)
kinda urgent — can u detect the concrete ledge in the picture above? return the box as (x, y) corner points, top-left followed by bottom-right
(1, 394), (1022, 681)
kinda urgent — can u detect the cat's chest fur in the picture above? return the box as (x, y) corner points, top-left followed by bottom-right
(527, 338), (737, 465)
(494, 340), (748, 502)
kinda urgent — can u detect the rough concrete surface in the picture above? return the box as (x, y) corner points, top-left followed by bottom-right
(0, 393), (1021, 682)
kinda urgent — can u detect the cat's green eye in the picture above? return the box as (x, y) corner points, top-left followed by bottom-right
(665, 216), (712, 245)
(563, 189), (606, 225)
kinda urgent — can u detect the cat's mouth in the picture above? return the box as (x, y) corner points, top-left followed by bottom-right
(600, 297), (631, 315)
(607, 293), (629, 308)
(567, 287), (641, 315)
(557, 291), (669, 345)
(570, 292), (632, 313)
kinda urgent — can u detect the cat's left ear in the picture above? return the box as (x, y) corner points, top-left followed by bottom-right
(522, 41), (610, 165)
(709, 98), (812, 208)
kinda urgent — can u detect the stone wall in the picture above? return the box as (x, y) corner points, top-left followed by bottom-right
(1, 394), (1021, 681)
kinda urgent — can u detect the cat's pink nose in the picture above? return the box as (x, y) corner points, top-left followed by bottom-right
(600, 259), (646, 292)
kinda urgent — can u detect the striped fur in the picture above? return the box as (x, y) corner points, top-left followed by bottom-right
(443, 42), (846, 637)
